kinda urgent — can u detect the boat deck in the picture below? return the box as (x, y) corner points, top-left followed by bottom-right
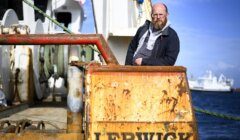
(0, 102), (68, 130)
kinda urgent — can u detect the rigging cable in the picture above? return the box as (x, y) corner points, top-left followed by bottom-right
(194, 106), (240, 121)
(22, 0), (100, 53)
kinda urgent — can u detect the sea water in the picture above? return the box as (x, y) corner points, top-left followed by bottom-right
(191, 91), (240, 140)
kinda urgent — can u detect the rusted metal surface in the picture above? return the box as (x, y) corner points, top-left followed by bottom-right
(0, 34), (118, 65)
(85, 65), (198, 140)
(0, 132), (83, 140)
(67, 111), (82, 133)
(87, 65), (187, 72)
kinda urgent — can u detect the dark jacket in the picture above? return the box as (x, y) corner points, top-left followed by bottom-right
(125, 20), (180, 66)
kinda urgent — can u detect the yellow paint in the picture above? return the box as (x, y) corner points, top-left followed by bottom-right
(85, 66), (198, 140)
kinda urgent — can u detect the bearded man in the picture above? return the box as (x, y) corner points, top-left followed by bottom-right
(125, 3), (180, 66)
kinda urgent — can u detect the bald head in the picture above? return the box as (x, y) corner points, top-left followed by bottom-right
(152, 3), (168, 15)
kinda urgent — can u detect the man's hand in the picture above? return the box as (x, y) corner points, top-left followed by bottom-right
(135, 58), (142, 65)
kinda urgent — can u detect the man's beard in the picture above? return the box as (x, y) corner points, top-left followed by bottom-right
(153, 19), (167, 30)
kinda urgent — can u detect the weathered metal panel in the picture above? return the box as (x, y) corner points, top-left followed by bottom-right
(85, 66), (198, 140)
(0, 132), (83, 140)
(67, 112), (83, 133)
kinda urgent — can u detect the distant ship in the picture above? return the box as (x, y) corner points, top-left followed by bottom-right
(188, 71), (234, 92)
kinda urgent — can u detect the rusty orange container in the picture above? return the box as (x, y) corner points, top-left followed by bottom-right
(85, 65), (198, 140)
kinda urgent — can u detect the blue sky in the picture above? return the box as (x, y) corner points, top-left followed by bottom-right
(81, 0), (240, 87)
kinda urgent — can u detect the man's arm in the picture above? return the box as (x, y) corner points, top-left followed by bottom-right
(125, 29), (142, 65)
(125, 20), (151, 65)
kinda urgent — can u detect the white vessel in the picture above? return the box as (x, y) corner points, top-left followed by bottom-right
(188, 71), (234, 92)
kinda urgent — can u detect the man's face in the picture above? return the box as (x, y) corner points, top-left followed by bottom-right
(151, 6), (168, 30)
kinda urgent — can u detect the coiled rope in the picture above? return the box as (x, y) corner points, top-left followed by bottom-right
(194, 106), (240, 121)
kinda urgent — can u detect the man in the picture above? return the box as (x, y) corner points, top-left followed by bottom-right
(125, 3), (179, 66)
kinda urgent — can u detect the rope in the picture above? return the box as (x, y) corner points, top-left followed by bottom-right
(194, 106), (240, 121)
(22, 0), (100, 53)
(22, 0), (73, 34)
